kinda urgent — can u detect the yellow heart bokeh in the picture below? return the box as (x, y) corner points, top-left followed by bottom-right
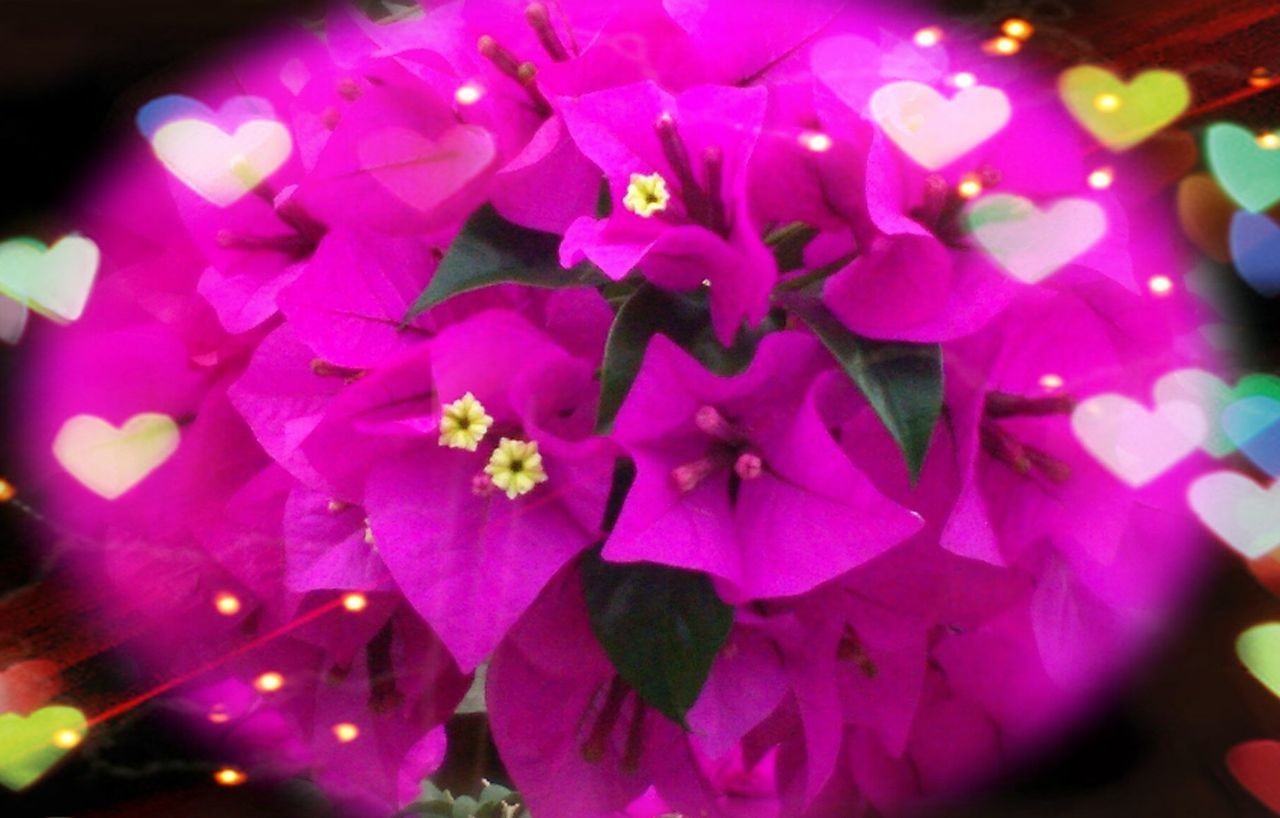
(1059, 65), (1190, 151)
(0, 706), (87, 791)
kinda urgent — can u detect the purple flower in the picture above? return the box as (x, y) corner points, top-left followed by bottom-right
(361, 309), (615, 671)
(606, 331), (921, 600)
(559, 81), (776, 345)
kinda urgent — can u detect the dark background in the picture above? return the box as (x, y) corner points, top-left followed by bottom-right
(1, 0), (1279, 816)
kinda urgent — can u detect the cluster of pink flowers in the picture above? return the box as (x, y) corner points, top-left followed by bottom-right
(22, 1), (1219, 816)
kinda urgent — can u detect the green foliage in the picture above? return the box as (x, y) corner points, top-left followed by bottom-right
(403, 206), (603, 322)
(780, 294), (943, 482)
(581, 547), (734, 727)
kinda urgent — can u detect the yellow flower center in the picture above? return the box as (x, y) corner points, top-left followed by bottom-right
(439, 392), (494, 451)
(623, 172), (670, 218)
(484, 437), (548, 499)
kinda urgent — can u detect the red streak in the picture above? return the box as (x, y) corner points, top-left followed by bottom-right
(86, 597), (345, 728)
(1183, 80), (1280, 122)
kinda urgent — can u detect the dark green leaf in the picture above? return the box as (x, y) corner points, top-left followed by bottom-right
(581, 548), (733, 727)
(595, 284), (767, 433)
(781, 294), (942, 482)
(403, 206), (604, 321)
(600, 458), (637, 534)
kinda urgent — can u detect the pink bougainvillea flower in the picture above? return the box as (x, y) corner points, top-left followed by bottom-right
(362, 310), (614, 670)
(940, 281), (1183, 569)
(293, 70), (499, 236)
(489, 565), (770, 818)
(186, 609), (468, 816)
(276, 228), (439, 369)
(606, 331), (922, 599)
(559, 81), (776, 345)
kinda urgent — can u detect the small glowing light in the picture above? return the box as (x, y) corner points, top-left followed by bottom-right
(332, 722), (360, 743)
(52, 729), (82, 749)
(455, 83), (483, 105)
(208, 704), (231, 724)
(1148, 275), (1174, 295)
(215, 767), (246, 786)
(214, 592), (241, 616)
(798, 130), (833, 153)
(994, 36), (1021, 54)
(957, 175), (984, 199)
(254, 672), (284, 693)
(1001, 18), (1034, 39)
(1257, 132), (1280, 150)
(1250, 68), (1274, 89)
(1093, 93), (1122, 112)
(1039, 373), (1064, 390)
(0, 478), (14, 503)
(913, 26), (943, 47)
(1087, 167), (1115, 189)
(951, 72), (977, 89)
(983, 36), (1021, 55)
(342, 592), (368, 613)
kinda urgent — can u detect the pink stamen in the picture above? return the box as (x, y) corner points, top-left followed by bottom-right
(216, 229), (313, 255)
(984, 391), (1077, 418)
(734, 452), (763, 481)
(655, 112), (712, 225)
(525, 2), (570, 62)
(694, 404), (738, 442)
(477, 35), (523, 78)
(671, 454), (726, 493)
(471, 472), (496, 497)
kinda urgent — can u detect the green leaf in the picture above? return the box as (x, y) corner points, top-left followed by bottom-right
(595, 284), (767, 434)
(403, 206), (604, 321)
(581, 548), (733, 727)
(781, 294), (942, 481)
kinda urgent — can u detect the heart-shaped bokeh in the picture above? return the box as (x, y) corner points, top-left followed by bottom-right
(1206, 123), (1280, 213)
(140, 95), (293, 208)
(965, 194), (1107, 284)
(0, 661), (62, 717)
(1176, 173), (1236, 263)
(1189, 471), (1280, 559)
(1222, 395), (1280, 476)
(1230, 211), (1280, 297)
(52, 413), (181, 500)
(1071, 394), (1206, 487)
(1059, 65), (1190, 151)
(1238, 622), (1280, 699)
(0, 235), (99, 322)
(0, 294), (27, 345)
(869, 80), (1010, 170)
(0, 706), (87, 791)
(1227, 740), (1280, 815)
(1154, 368), (1237, 457)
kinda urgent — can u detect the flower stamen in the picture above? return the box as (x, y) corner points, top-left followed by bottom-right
(623, 172), (671, 218)
(524, 2), (570, 62)
(734, 452), (763, 481)
(671, 452), (731, 493)
(655, 112), (712, 225)
(439, 392), (494, 451)
(485, 437), (549, 499)
(694, 404), (740, 442)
